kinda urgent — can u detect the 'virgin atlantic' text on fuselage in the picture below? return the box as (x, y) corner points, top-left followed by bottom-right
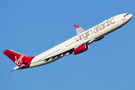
(75, 18), (115, 42)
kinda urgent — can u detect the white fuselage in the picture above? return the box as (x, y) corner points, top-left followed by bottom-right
(25, 13), (132, 69)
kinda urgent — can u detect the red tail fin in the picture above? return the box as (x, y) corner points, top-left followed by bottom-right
(3, 49), (34, 68)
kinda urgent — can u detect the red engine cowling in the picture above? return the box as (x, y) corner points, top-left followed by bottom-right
(73, 44), (89, 55)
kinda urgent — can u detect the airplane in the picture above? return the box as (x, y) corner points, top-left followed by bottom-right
(3, 13), (133, 74)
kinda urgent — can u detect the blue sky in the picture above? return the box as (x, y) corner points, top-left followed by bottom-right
(1, 0), (135, 90)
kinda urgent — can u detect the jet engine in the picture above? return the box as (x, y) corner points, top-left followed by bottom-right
(73, 44), (89, 55)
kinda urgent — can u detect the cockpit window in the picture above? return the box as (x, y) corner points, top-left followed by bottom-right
(124, 13), (129, 17)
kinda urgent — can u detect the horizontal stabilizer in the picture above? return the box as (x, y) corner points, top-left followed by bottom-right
(4, 70), (15, 75)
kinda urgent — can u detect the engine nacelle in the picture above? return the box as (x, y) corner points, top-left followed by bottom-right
(73, 44), (89, 55)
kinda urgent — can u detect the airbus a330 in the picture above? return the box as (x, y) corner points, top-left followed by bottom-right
(3, 13), (133, 74)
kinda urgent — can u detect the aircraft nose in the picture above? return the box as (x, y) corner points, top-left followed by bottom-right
(128, 14), (133, 19)
(128, 14), (133, 20)
(124, 14), (133, 21)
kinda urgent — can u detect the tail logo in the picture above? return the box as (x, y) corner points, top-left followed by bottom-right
(14, 55), (24, 66)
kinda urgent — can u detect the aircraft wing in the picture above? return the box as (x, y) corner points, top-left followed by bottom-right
(31, 39), (95, 65)
(30, 47), (74, 65)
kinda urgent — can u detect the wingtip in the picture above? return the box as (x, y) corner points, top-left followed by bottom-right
(74, 25), (79, 29)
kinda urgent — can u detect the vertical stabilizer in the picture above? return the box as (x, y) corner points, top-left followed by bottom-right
(3, 49), (34, 68)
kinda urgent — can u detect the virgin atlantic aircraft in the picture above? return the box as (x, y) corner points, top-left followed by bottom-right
(3, 13), (133, 74)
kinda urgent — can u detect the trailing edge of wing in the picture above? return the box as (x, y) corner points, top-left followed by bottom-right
(74, 25), (85, 35)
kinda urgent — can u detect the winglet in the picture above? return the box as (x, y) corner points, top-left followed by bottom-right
(74, 25), (85, 35)
(74, 25), (79, 29)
